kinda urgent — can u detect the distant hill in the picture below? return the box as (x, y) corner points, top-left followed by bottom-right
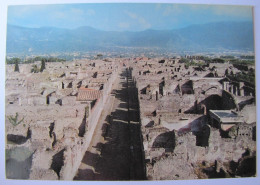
(6, 21), (254, 54)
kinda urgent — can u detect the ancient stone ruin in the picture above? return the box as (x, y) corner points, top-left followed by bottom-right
(5, 56), (256, 180)
(131, 57), (256, 179)
(6, 58), (119, 180)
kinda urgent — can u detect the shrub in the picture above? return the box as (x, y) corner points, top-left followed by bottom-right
(7, 113), (24, 126)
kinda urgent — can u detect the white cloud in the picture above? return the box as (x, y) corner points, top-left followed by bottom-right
(125, 11), (137, 19)
(50, 8), (85, 27)
(125, 10), (151, 30)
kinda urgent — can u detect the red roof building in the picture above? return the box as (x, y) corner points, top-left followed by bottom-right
(76, 87), (102, 101)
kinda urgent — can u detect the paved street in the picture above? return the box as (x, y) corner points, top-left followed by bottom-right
(74, 68), (145, 180)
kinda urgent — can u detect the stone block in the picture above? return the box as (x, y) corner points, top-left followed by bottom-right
(28, 96), (46, 106)
(31, 121), (52, 141)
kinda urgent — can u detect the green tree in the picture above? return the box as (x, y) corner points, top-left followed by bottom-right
(34, 56), (43, 62)
(7, 57), (21, 64)
(40, 59), (46, 72)
(212, 58), (225, 63)
(14, 61), (19, 72)
(31, 64), (39, 73)
(179, 58), (189, 63)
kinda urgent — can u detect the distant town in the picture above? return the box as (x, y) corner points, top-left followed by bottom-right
(6, 53), (256, 180)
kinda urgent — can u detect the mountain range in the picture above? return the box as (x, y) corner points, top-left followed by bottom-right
(6, 21), (254, 54)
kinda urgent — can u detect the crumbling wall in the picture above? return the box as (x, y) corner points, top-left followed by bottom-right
(144, 124), (256, 180)
(133, 57), (256, 180)
(6, 60), (120, 180)
(59, 68), (119, 180)
(88, 68), (118, 130)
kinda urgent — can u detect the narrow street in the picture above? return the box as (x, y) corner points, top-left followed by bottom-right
(74, 68), (145, 180)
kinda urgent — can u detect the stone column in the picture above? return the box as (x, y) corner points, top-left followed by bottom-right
(239, 82), (245, 96)
(230, 85), (233, 94)
(234, 86), (237, 96)
(223, 82), (226, 90)
(223, 81), (228, 91)
(240, 88), (244, 96)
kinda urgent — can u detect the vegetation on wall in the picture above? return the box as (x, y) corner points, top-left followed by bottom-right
(7, 113), (24, 126)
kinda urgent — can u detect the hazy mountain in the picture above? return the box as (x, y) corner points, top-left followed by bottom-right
(6, 21), (254, 54)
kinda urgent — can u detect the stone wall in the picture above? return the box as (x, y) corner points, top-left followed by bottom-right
(58, 67), (119, 180)
(5, 60), (120, 180)
(144, 124), (256, 180)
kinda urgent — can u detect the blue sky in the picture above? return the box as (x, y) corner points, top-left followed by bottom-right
(7, 3), (253, 31)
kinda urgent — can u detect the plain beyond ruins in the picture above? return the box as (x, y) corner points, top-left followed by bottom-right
(5, 55), (256, 180)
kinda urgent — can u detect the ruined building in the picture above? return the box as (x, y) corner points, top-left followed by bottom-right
(6, 59), (120, 180)
(131, 57), (256, 179)
(5, 57), (256, 180)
